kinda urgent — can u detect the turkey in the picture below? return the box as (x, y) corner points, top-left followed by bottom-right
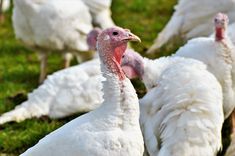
(0, 28), (137, 125)
(0, 0), (10, 22)
(175, 13), (235, 120)
(0, 28), (103, 125)
(13, 0), (93, 83)
(147, 0), (235, 53)
(121, 50), (224, 156)
(20, 27), (144, 156)
(82, 0), (115, 28)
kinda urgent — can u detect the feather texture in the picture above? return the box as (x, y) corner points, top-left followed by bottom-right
(81, 0), (115, 29)
(175, 36), (235, 118)
(20, 27), (144, 156)
(140, 57), (223, 156)
(0, 59), (104, 124)
(147, 0), (235, 53)
(13, 0), (94, 82)
(13, 0), (92, 51)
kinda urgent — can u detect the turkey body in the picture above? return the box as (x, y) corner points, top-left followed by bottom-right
(13, 0), (92, 52)
(147, 0), (235, 53)
(0, 58), (104, 124)
(20, 75), (143, 156)
(175, 37), (235, 118)
(140, 57), (223, 156)
(13, 0), (93, 82)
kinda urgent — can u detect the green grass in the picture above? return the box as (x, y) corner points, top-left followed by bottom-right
(0, 0), (231, 155)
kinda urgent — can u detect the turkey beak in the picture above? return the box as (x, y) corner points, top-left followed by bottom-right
(123, 30), (141, 42)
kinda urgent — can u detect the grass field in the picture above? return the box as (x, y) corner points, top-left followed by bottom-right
(0, 0), (231, 155)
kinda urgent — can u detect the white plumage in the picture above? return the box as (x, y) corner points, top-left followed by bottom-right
(20, 27), (144, 156)
(147, 0), (235, 53)
(176, 38), (235, 118)
(0, 58), (103, 124)
(13, 0), (93, 82)
(121, 51), (224, 156)
(82, 0), (115, 29)
(175, 13), (235, 119)
(0, 28), (103, 125)
(141, 58), (223, 156)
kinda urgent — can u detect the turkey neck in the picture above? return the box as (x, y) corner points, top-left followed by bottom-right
(215, 27), (226, 41)
(98, 44), (140, 127)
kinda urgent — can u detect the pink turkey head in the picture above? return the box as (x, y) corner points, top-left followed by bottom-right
(214, 13), (229, 41)
(121, 49), (144, 79)
(97, 27), (141, 80)
(87, 28), (102, 51)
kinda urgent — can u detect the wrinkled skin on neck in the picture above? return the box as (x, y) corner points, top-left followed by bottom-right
(97, 27), (141, 80)
(98, 42), (127, 80)
(214, 13), (228, 41)
(215, 27), (225, 41)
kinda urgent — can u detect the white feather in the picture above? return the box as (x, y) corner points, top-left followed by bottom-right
(147, 0), (235, 53)
(175, 35), (235, 119)
(140, 57), (223, 156)
(81, 0), (115, 28)
(20, 56), (144, 156)
(13, 0), (92, 52)
(0, 59), (104, 124)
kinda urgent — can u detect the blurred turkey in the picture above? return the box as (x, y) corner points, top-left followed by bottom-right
(227, 23), (235, 45)
(20, 27), (144, 156)
(0, 28), (104, 125)
(175, 13), (235, 120)
(147, 0), (235, 53)
(13, 0), (93, 83)
(82, 0), (115, 28)
(0, 0), (10, 22)
(121, 50), (224, 156)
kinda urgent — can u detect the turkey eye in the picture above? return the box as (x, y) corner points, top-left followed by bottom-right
(122, 55), (125, 58)
(113, 32), (118, 35)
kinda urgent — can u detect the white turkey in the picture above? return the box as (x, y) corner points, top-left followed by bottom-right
(20, 27), (144, 156)
(0, 0), (10, 22)
(0, 28), (104, 125)
(0, 28), (137, 125)
(82, 0), (115, 28)
(175, 13), (235, 120)
(121, 50), (224, 156)
(147, 0), (235, 53)
(13, 0), (93, 83)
